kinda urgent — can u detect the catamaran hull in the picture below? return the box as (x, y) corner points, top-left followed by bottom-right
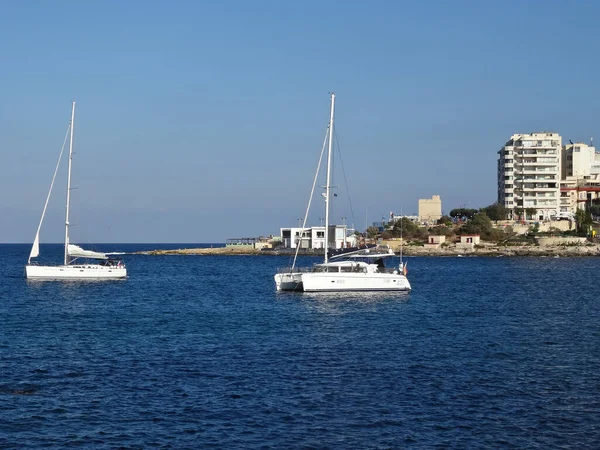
(301, 273), (411, 292)
(25, 265), (127, 280)
(274, 273), (303, 291)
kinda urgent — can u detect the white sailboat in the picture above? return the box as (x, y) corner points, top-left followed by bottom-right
(275, 93), (411, 292)
(25, 102), (127, 280)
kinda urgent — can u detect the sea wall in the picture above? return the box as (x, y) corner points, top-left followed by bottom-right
(535, 236), (588, 246)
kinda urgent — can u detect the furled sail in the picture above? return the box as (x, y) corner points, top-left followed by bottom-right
(67, 244), (108, 260)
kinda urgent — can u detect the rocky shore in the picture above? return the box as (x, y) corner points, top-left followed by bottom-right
(137, 243), (600, 257)
(400, 243), (600, 257)
(138, 246), (261, 256)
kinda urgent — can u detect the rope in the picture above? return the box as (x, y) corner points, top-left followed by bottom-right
(28, 123), (71, 263)
(290, 125), (330, 272)
(333, 129), (357, 232)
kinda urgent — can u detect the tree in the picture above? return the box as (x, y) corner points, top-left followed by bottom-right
(590, 205), (600, 218)
(365, 226), (380, 239)
(460, 212), (493, 239)
(391, 218), (420, 238)
(449, 208), (478, 221)
(525, 208), (537, 220)
(514, 207), (524, 220)
(437, 215), (453, 225)
(428, 225), (455, 238)
(480, 203), (507, 221)
(575, 209), (592, 234)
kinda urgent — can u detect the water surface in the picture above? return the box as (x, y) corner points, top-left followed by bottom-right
(1, 244), (599, 448)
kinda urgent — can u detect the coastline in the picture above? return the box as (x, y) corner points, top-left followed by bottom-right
(136, 244), (600, 257)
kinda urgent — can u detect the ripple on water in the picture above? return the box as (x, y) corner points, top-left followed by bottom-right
(0, 250), (599, 448)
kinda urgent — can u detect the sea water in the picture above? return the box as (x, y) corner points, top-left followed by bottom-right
(1, 244), (599, 448)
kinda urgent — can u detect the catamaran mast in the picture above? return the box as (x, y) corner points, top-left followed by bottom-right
(324, 93), (335, 264)
(64, 101), (75, 265)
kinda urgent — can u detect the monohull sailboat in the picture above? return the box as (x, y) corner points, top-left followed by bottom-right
(25, 102), (126, 280)
(274, 93), (410, 292)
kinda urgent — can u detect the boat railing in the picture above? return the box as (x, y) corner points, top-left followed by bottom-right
(378, 268), (402, 274)
(310, 265), (368, 273)
(276, 266), (312, 274)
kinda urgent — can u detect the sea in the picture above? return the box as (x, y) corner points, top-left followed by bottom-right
(1, 243), (599, 449)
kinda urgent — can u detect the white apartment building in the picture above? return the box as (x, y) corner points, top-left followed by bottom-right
(560, 142), (600, 214)
(280, 225), (354, 250)
(498, 132), (562, 220)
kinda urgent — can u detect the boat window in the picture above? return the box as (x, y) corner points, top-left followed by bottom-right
(340, 266), (353, 273)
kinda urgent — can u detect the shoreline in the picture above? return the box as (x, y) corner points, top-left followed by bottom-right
(136, 244), (600, 257)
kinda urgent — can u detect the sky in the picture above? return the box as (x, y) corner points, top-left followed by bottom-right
(2, 0), (600, 243)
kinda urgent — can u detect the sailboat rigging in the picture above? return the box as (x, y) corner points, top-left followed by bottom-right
(25, 102), (127, 280)
(275, 93), (411, 292)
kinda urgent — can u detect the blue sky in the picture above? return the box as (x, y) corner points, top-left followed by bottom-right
(2, 0), (600, 243)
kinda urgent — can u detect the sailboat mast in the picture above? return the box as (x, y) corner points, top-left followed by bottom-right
(64, 101), (75, 266)
(324, 93), (335, 264)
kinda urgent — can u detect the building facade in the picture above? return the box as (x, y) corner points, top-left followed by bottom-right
(417, 195), (442, 223)
(560, 142), (600, 214)
(280, 225), (354, 250)
(498, 132), (562, 220)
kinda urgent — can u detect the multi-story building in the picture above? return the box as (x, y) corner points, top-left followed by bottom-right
(498, 132), (561, 220)
(560, 142), (600, 214)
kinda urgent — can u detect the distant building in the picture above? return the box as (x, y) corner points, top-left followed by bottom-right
(389, 213), (418, 224)
(226, 236), (274, 250)
(371, 221), (385, 232)
(418, 195), (442, 223)
(560, 142), (600, 215)
(280, 225), (355, 250)
(424, 235), (446, 249)
(497, 132), (561, 220)
(562, 142), (599, 179)
(458, 234), (480, 250)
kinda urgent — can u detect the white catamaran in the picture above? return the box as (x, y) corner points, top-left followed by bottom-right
(25, 102), (127, 280)
(275, 93), (411, 292)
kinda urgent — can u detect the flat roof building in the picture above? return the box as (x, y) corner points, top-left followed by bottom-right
(418, 195), (442, 223)
(498, 132), (561, 220)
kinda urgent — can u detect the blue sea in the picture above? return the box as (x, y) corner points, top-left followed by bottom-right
(1, 244), (599, 448)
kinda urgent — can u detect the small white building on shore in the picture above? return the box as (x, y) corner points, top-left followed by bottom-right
(424, 235), (446, 249)
(280, 225), (355, 250)
(458, 234), (481, 250)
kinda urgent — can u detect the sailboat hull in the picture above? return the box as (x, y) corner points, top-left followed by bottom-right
(25, 264), (127, 280)
(301, 272), (411, 292)
(274, 273), (303, 291)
